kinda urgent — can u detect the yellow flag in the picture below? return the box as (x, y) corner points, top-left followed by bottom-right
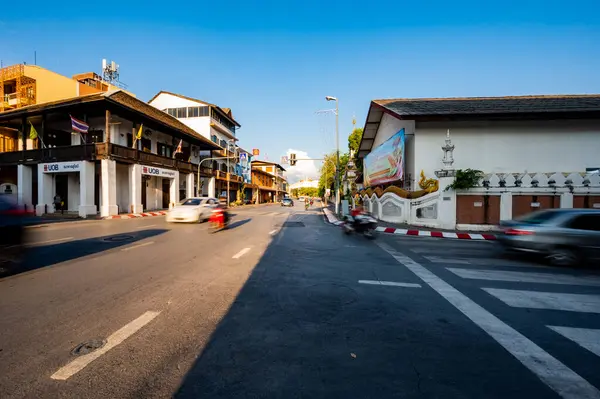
(136, 124), (143, 140)
(29, 122), (38, 140)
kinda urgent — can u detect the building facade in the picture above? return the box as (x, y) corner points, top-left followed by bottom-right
(0, 90), (219, 217)
(148, 91), (243, 201)
(251, 161), (287, 202)
(356, 95), (600, 230)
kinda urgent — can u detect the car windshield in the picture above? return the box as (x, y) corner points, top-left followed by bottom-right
(515, 210), (562, 225)
(181, 199), (204, 206)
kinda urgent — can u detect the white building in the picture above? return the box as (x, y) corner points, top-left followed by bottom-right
(0, 90), (220, 217)
(148, 91), (243, 201)
(357, 95), (600, 230)
(289, 178), (318, 190)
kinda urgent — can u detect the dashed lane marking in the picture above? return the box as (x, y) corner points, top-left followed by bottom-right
(51, 311), (161, 381)
(121, 241), (154, 252)
(232, 247), (251, 259)
(358, 280), (421, 288)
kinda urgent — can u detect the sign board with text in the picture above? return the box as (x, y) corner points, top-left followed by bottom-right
(141, 165), (177, 178)
(42, 162), (82, 173)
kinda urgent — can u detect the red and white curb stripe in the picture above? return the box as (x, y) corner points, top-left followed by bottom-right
(322, 207), (496, 241)
(105, 211), (167, 220)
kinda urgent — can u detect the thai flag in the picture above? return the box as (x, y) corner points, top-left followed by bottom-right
(70, 115), (89, 133)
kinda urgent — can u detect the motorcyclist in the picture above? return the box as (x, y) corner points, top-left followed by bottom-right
(349, 205), (366, 230)
(213, 203), (230, 226)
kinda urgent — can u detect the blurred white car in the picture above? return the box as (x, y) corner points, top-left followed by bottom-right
(166, 197), (218, 223)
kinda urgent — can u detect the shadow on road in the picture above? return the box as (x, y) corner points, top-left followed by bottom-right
(3, 229), (169, 277)
(228, 218), (251, 230)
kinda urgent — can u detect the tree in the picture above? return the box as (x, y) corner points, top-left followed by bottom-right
(318, 151), (350, 197)
(348, 127), (363, 155)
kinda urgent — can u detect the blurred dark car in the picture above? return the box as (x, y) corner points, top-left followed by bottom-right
(281, 198), (294, 207)
(498, 209), (600, 266)
(0, 195), (28, 274)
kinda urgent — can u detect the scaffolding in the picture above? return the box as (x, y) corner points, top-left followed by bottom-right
(0, 64), (37, 112)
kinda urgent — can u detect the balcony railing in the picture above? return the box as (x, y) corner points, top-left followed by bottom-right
(0, 143), (213, 175)
(214, 170), (243, 183)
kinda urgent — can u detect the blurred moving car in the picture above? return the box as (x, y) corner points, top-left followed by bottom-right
(498, 209), (600, 266)
(0, 195), (28, 273)
(281, 198), (294, 207)
(166, 197), (219, 223)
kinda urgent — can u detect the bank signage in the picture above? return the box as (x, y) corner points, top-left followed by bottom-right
(42, 162), (82, 173)
(141, 165), (177, 178)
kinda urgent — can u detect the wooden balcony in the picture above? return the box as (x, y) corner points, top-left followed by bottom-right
(214, 170), (243, 183)
(0, 143), (213, 176)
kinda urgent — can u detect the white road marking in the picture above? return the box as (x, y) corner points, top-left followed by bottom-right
(358, 280), (421, 288)
(484, 288), (600, 314)
(448, 268), (600, 287)
(548, 326), (600, 357)
(27, 237), (74, 246)
(232, 247), (251, 259)
(50, 311), (161, 381)
(375, 241), (600, 399)
(424, 256), (471, 265)
(121, 241), (154, 252)
(134, 224), (156, 229)
(269, 229), (278, 235)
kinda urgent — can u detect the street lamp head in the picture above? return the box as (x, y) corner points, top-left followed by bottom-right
(325, 96), (337, 102)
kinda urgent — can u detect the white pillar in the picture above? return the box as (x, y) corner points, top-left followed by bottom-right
(100, 159), (118, 217)
(208, 176), (216, 198)
(129, 164), (143, 214)
(560, 192), (574, 209)
(169, 173), (179, 209)
(36, 164), (54, 216)
(437, 176), (457, 230)
(17, 165), (33, 212)
(499, 192), (513, 221)
(186, 173), (194, 199)
(79, 161), (97, 218)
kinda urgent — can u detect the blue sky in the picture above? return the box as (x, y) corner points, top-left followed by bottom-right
(2, 0), (600, 181)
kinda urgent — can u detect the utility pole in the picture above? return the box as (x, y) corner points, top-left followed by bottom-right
(325, 96), (340, 215)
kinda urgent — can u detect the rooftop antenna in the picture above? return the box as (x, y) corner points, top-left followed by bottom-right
(101, 58), (128, 89)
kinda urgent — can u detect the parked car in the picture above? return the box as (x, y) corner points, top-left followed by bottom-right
(497, 209), (600, 266)
(166, 197), (219, 223)
(281, 198), (294, 207)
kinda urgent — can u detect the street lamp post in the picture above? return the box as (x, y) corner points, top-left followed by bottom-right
(326, 96), (340, 215)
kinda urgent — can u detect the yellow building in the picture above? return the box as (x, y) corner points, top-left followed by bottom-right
(0, 64), (134, 152)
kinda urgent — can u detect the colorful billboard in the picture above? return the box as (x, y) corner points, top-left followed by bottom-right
(364, 128), (405, 187)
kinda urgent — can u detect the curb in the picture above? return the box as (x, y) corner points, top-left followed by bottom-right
(105, 211), (167, 220)
(322, 207), (496, 241)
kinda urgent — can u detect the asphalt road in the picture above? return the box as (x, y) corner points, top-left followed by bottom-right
(1, 203), (599, 398)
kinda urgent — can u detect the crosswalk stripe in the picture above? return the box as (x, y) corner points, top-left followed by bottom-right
(484, 288), (600, 314)
(548, 326), (600, 357)
(424, 256), (471, 265)
(448, 268), (600, 287)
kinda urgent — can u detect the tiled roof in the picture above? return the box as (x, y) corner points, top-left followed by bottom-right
(374, 94), (600, 116)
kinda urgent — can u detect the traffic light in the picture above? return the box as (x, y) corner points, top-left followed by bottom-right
(290, 153), (296, 166)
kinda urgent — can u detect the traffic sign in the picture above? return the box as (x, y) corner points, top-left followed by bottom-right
(252, 149), (260, 156)
(280, 156), (289, 164)
(239, 153), (248, 161)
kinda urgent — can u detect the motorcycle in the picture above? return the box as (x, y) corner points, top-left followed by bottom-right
(208, 208), (229, 233)
(342, 212), (378, 239)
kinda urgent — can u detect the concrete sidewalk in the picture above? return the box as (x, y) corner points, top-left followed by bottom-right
(322, 206), (497, 241)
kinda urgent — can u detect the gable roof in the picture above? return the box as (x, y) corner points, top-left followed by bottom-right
(357, 94), (600, 158)
(373, 94), (600, 117)
(148, 90), (241, 126)
(251, 160), (286, 172)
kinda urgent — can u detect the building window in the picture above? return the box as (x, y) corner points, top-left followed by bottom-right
(166, 108), (177, 117)
(211, 135), (217, 143)
(188, 107), (199, 118)
(176, 108), (187, 118)
(219, 139), (227, 148)
(199, 106), (209, 116)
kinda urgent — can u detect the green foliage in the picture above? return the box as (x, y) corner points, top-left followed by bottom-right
(445, 169), (484, 191)
(348, 128), (363, 154)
